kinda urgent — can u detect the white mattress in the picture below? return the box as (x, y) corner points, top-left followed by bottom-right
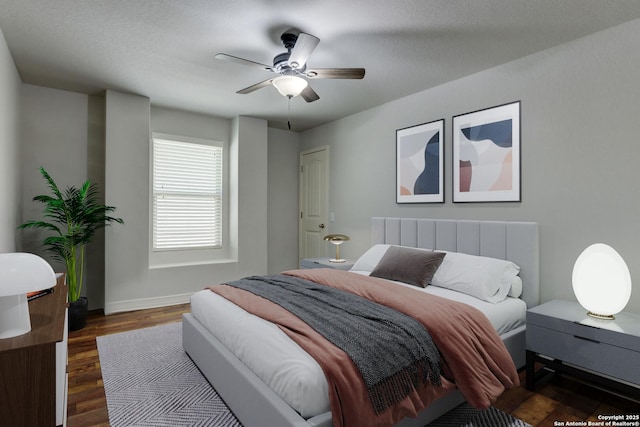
(189, 275), (526, 419)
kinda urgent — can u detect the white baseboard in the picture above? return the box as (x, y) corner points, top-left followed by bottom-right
(105, 292), (193, 315)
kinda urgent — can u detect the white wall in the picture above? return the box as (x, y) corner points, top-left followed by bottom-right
(300, 19), (640, 313)
(104, 90), (269, 313)
(0, 26), (22, 253)
(267, 128), (300, 273)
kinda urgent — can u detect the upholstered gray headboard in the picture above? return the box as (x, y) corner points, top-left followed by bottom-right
(371, 217), (540, 308)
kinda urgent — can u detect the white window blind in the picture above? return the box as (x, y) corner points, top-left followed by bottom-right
(153, 137), (223, 250)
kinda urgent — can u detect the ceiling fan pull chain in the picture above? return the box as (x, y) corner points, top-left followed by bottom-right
(287, 95), (292, 130)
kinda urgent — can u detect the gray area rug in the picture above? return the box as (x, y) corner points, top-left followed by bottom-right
(97, 322), (530, 427)
(429, 403), (532, 427)
(97, 322), (241, 427)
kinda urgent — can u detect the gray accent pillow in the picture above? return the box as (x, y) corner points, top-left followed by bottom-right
(370, 246), (446, 288)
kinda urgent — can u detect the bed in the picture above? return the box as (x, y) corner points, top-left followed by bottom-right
(182, 217), (540, 427)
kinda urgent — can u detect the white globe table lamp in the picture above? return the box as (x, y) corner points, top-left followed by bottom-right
(0, 253), (57, 339)
(572, 243), (632, 320)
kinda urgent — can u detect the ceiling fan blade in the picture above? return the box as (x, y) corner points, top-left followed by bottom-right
(305, 68), (365, 79)
(300, 85), (320, 103)
(288, 33), (320, 70)
(215, 53), (275, 72)
(236, 79), (274, 94)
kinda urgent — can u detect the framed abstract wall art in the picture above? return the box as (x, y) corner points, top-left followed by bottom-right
(396, 119), (444, 203)
(452, 101), (521, 202)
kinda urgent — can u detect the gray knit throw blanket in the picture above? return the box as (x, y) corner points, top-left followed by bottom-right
(226, 274), (442, 414)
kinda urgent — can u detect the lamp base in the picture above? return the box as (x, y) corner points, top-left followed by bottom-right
(0, 294), (32, 339)
(329, 258), (346, 263)
(587, 311), (615, 320)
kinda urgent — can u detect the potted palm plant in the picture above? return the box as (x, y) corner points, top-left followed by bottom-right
(19, 167), (123, 330)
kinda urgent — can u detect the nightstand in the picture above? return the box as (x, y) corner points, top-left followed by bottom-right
(526, 299), (640, 399)
(299, 257), (355, 271)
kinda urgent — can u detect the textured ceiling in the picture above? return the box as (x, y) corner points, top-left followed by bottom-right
(1, 0), (640, 131)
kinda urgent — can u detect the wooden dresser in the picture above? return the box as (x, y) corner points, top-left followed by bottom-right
(0, 273), (68, 427)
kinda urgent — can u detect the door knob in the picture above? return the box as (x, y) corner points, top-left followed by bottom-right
(319, 223), (325, 229)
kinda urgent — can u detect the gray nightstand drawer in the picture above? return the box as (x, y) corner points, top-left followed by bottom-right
(300, 259), (326, 269)
(526, 299), (640, 396)
(299, 257), (354, 270)
(528, 309), (640, 353)
(527, 324), (640, 384)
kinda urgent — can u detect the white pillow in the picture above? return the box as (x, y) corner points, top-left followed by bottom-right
(508, 275), (523, 298)
(431, 251), (520, 303)
(350, 244), (391, 272)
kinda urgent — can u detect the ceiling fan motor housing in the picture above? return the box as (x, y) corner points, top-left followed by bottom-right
(274, 33), (305, 73)
(281, 33), (298, 49)
(215, 30), (364, 103)
(273, 52), (305, 74)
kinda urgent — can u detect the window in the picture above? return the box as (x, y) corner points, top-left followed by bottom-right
(152, 135), (223, 251)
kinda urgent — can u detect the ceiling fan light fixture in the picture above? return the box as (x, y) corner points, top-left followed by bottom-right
(272, 75), (308, 98)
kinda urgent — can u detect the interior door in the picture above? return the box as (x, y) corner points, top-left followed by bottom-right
(299, 146), (329, 260)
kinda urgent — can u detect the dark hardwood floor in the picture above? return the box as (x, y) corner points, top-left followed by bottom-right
(494, 367), (638, 425)
(67, 305), (638, 427)
(67, 304), (190, 427)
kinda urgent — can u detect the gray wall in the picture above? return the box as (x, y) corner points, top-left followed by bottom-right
(104, 91), (270, 313)
(9, 18), (640, 314)
(15, 83), (288, 312)
(19, 85), (89, 263)
(300, 19), (640, 313)
(18, 85), (110, 308)
(0, 26), (21, 253)
(267, 127), (301, 273)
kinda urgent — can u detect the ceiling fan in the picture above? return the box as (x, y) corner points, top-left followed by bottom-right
(215, 31), (365, 102)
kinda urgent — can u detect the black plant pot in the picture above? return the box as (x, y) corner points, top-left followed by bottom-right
(69, 297), (88, 331)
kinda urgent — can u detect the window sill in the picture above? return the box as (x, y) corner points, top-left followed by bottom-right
(148, 258), (238, 270)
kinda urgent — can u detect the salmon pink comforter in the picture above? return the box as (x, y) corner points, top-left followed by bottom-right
(209, 268), (518, 427)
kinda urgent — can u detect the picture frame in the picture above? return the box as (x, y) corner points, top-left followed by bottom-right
(396, 119), (444, 204)
(452, 101), (521, 202)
